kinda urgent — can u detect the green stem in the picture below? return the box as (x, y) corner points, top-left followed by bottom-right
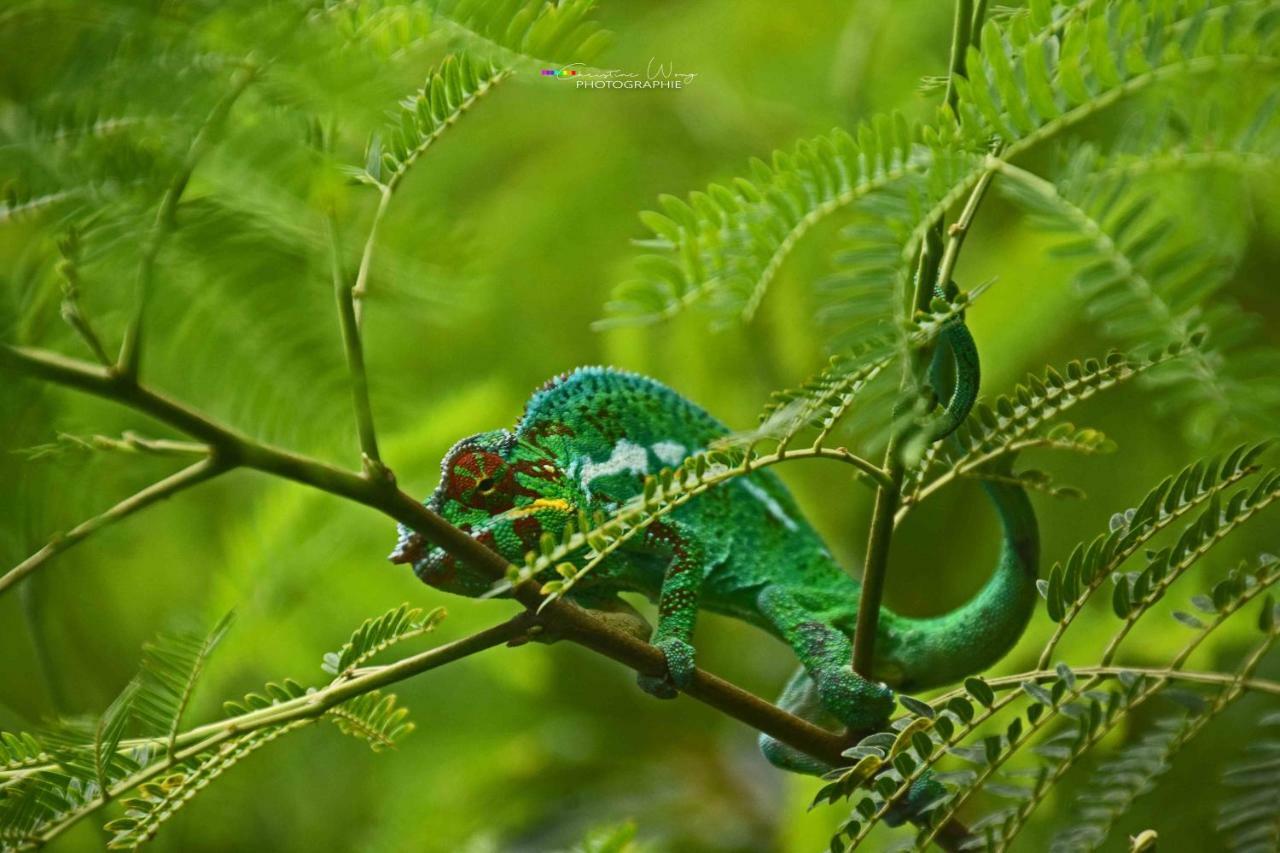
(852, 218), (944, 679)
(328, 212), (383, 468)
(351, 187), (391, 329)
(970, 0), (988, 46)
(852, 0), (994, 683)
(933, 164), (996, 290)
(943, 0), (974, 115)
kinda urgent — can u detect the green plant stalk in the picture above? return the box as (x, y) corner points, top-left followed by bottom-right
(850, 0), (988, 682)
(351, 187), (392, 329)
(355, 67), (511, 327)
(21, 615), (534, 848)
(328, 213), (383, 468)
(943, 0), (973, 115)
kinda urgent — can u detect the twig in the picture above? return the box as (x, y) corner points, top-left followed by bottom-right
(852, 0), (991, 682)
(351, 187), (391, 329)
(0, 457), (225, 597)
(942, 0), (973, 115)
(933, 164), (996, 291)
(978, 666), (1280, 697)
(327, 213), (383, 468)
(56, 230), (112, 368)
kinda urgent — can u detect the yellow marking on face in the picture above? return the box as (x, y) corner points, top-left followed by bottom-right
(505, 498), (572, 518)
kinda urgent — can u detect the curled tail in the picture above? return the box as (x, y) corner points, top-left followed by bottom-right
(882, 289), (1040, 689)
(928, 280), (980, 441)
(886, 459), (1040, 690)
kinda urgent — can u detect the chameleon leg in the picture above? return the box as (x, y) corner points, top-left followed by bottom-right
(757, 585), (894, 730)
(635, 521), (706, 700)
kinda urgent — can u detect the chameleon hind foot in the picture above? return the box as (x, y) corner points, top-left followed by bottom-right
(637, 637), (696, 699)
(757, 586), (896, 731)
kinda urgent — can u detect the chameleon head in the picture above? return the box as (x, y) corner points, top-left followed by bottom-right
(389, 429), (577, 597)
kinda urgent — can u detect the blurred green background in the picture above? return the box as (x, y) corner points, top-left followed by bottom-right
(2, 1), (1278, 851)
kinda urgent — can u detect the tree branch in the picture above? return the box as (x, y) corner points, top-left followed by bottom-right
(0, 343), (856, 772)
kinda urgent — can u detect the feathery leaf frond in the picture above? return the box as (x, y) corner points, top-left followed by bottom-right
(326, 691), (415, 751)
(133, 613), (235, 754)
(998, 152), (1280, 441)
(322, 603), (446, 676)
(1215, 709), (1280, 853)
(103, 722), (310, 850)
(357, 55), (511, 190)
(316, 0), (609, 68)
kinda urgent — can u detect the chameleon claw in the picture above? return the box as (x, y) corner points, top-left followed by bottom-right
(637, 637), (696, 699)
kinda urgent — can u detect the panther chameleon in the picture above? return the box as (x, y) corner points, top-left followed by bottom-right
(390, 313), (1039, 815)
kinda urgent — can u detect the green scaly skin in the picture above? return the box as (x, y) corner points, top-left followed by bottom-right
(391, 311), (1038, 815)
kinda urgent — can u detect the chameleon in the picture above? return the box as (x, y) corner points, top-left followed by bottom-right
(389, 324), (1039, 801)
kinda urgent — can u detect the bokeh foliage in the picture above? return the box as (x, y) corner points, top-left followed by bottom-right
(2, 0), (1279, 850)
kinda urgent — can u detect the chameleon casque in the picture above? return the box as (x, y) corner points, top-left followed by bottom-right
(390, 313), (1039, 812)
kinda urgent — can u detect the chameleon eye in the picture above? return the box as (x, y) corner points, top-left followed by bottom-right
(477, 477), (497, 495)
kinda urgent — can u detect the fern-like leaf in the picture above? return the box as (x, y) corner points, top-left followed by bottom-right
(322, 603), (446, 676)
(132, 613), (235, 754)
(998, 151), (1280, 441)
(317, 0), (609, 68)
(103, 722), (309, 850)
(326, 691), (414, 751)
(903, 344), (1186, 511)
(1215, 709), (1280, 853)
(608, 0), (1279, 331)
(1037, 443), (1272, 652)
(358, 54), (510, 190)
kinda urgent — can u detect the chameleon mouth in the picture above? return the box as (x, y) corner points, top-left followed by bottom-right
(388, 526), (454, 582)
(388, 525), (425, 565)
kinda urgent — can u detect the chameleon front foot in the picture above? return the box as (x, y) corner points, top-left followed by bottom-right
(637, 637), (696, 699)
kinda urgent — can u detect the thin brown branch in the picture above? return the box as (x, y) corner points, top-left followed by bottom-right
(0, 343), (855, 769)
